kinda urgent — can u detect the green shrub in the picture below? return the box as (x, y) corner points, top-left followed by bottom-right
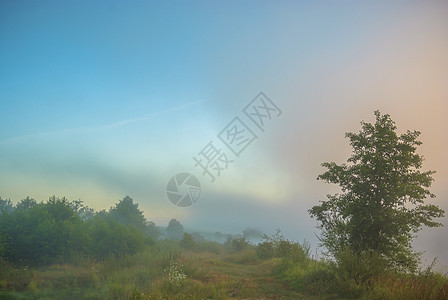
(196, 241), (223, 254)
(333, 247), (387, 286)
(226, 249), (259, 264)
(256, 242), (275, 259)
(283, 260), (334, 296)
(180, 233), (196, 250)
(87, 215), (145, 260)
(231, 237), (249, 252)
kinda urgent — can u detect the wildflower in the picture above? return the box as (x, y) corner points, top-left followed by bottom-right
(164, 259), (187, 286)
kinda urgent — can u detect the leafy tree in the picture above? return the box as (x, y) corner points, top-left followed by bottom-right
(0, 232), (5, 257)
(15, 197), (37, 212)
(0, 197), (14, 215)
(0, 195), (151, 265)
(0, 196), (86, 264)
(166, 219), (184, 240)
(309, 111), (444, 272)
(109, 196), (146, 231)
(87, 214), (144, 259)
(46, 196), (78, 222)
(70, 199), (95, 221)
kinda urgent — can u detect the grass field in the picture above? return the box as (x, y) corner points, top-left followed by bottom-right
(0, 243), (312, 299)
(1, 239), (447, 299)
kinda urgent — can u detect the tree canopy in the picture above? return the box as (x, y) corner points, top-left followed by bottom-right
(109, 196), (146, 231)
(166, 219), (184, 240)
(309, 111), (444, 272)
(0, 195), (158, 265)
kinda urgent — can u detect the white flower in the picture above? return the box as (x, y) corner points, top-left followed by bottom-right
(164, 259), (187, 286)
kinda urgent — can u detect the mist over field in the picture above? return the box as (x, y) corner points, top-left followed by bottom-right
(1, 1), (448, 299)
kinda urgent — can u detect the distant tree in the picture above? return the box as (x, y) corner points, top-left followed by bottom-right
(231, 237), (249, 252)
(87, 214), (144, 259)
(0, 197), (14, 215)
(0, 197), (13, 256)
(16, 197), (37, 212)
(242, 227), (263, 242)
(0, 195), (149, 265)
(146, 221), (160, 240)
(166, 219), (184, 240)
(109, 196), (146, 231)
(70, 199), (95, 221)
(46, 196), (78, 222)
(214, 232), (225, 243)
(0, 232), (5, 257)
(0, 196), (86, 264)
(180, 233), (196, 249)
(191, 232), (204, 242)
(309, 111), (444, 272)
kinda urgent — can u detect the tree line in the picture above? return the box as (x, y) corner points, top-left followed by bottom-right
(0, 196), (159, 265)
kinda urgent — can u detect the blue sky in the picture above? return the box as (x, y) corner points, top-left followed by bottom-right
(1, 1), (448, 266)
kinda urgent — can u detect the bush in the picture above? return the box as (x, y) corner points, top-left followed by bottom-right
(282, 260), (335, 296)
(87, 215), (145, 260)
(180, 233), (196, 250)
(333, 247), (388, 286)
(256, 229), (310, 264)
(0, 197), (88, 265)
(256, 242), (275, 259)
(231, 238), (250, 252)
(0, 232), (5, 257)
(195, 241), (223, 255)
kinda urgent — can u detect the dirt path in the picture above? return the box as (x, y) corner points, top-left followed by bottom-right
(196, 255), (316, 299)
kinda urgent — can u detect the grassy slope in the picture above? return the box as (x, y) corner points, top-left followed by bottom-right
(2, 245), (447, 299)
(0, 247), (318, 300)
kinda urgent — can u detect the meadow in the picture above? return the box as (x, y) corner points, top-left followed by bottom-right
(1, 232), (448, 299)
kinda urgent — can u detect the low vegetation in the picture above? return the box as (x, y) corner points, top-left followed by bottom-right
(1, 215), (447, 299)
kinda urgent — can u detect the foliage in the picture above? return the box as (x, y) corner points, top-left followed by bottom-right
(109, 196), (146, 231)
(230, 237), (250, 252)
(145, 221), (160, 240)
(309, 111), (444, 272)
(70, 199), (95, 221)
(86, 214), (144, 260)
(0, 195), (156, 265)
(0, 233), (4, 257)
(242, 227), (262, 242)
(275, 247), (448, 299)
(180, 233), (196, 249)
(0, 196), (86, 265)
(166, 219), (184, 240)
(0, 223), (447, 300)
(257, 229), (310, 262)
(195, 240), (224, 254)
(256, 241), (275, 259)
(0, 197), (14, 215)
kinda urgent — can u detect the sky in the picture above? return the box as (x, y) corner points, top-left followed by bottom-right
(1, 1), (447, 266)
